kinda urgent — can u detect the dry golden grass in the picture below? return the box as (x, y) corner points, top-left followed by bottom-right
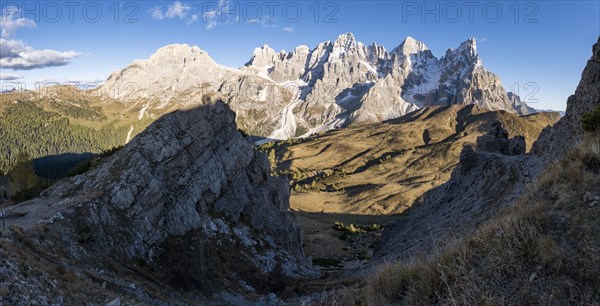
(314, 136), (600, 305)
(273, 105), (559, 215)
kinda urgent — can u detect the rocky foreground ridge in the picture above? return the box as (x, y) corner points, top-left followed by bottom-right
(1, 96), (313, 304)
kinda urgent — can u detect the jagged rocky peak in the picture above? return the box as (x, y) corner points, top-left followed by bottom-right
(508, 92), (537, 116)
(457, 38), (478, 59)
(99, 33), (536, 140)
(153, 43), (205, 56)
(100, 42), (232, 101)
(246, 44), (282, 67)
(443, 38), (479, 65)
(393, 36), (431, 56)
(333, 32), (358, 53)
(376, 37), (599, 264)
(34, 96), (312, 292)
(294, 44), (310, 55)
(367, 42), (389, 61)
(148, 43), (215, 65)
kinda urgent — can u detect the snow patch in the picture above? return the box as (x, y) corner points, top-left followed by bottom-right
(125, 124), (134, 144)
(360, 61), (379, 76)
(267, 98), (301, 140)
(138, 103), (149, 120)
(257, 65), (275, 82)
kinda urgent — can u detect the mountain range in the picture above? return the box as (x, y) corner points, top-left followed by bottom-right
(98, 33), (535, 140)
(0, 32), (597, 305)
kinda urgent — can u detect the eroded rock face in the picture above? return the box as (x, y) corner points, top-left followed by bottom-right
(44, 98), (311, 291)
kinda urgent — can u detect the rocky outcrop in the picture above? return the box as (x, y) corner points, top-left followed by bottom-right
(533, 37), (600, 160)
(433, 39), (514, 112)
(98, 34), (535, 141)
(25, 97), (311, 292)
(245, 44), (285, 68)
(476, 121), (526, 155)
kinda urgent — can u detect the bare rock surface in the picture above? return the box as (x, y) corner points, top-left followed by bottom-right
(476, 121), (526, 155)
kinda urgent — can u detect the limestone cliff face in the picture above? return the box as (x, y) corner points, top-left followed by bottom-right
(43, 97), (311, 290)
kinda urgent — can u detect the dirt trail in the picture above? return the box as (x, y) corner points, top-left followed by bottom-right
(1, 195), (69, 231)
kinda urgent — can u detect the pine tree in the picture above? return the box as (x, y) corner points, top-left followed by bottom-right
(7, 152), (40, 195)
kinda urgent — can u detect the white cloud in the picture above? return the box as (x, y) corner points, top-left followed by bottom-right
(0, 72), (22, 80)
(282, 26), (294, 33)
(151, 1), (196, 24)
(0, 6), (36, 37)
(150, 6), (164, 20)
(0, 7), (81, 70)
(166, 1), (192, 18)
(187, 14), (199, 25)
(0, 38), (81, 70)
(478, 36), (488, 43)
(203, 0), (231, 30)
(248, 16), (278, 28)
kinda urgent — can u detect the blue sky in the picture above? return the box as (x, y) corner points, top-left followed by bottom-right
(0, 1), (598, 111)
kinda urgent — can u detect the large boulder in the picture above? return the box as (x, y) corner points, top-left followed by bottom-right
(476, 121), (526, 155)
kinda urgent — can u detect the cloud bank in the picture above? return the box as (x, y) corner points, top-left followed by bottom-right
(0, 6), (81, 70)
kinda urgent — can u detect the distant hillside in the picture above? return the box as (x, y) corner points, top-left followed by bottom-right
(264, 105), (559, 215)
(0, 87), (153, 174)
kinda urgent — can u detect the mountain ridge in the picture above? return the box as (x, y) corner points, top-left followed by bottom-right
(97, 33), (535, 140)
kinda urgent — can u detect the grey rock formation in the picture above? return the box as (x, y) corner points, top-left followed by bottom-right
(39, 97), (312, 291)
(98, 34), (535, 141)
(508, 91), (537, 115)
(508, 136), (526, 156)
(476, 121), (526, 155)
(245, 44), (285, 68)
(101, 44), (235, 102)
